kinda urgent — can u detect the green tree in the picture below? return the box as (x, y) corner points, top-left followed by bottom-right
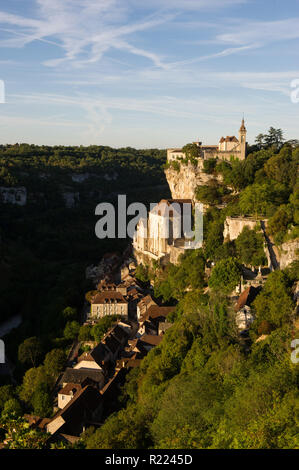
(18, 337), (43, 367)
(0, 416), (49, 449)
(63, 321), (80, 341)
(91, 315), (119, 342)
(235, 226), (266, 266)
(19, 366), (51, 404)
(267, 204), (294, 244)
(182, 143), (201, 161)
(62, 306), (77, 321)
(252, 271), (294, 328)
(135, 264), (150, 283)
(2, 399), (22, 418)
(32, 386), (52, 417)
(208, 258), (241, 294)
(78, 324), (92, 341)
(203, 159), (216, 174)
(44, 348), (66, 378)
(239, 183), (272, 218)
(0, 385), (14, 412)
(195, 183), (221, 205)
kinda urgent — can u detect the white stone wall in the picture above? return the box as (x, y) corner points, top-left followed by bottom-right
(223, 217), (258, 241)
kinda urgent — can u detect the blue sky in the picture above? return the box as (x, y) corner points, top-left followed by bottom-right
(0, 0), (298, 147)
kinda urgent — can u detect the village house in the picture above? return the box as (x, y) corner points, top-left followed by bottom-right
(58, 383), (82, 409)
(137, 294), (157, 320)
(138, 305), (175, 336)
(74, 342), (111, 372)
(60, 367), (105, 390)
(234, 286), (261, 331)
(89, 291), (128, 319)
(46, 385), (103, 437)
(127, 334), (163, 358)
(97, 279), (129, 296)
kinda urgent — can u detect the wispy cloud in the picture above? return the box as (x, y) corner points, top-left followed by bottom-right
(0, 0), (251, 70)
(217, 17), (299, 46)
(0, 0), (173, 68)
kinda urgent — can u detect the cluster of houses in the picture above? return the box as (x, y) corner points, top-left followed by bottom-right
(24, 258), (175, 444)
(22, 247), (266, 444)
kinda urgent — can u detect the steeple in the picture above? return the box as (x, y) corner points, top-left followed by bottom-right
(239, 117), (247, 160)
(239, 117), (246, 132)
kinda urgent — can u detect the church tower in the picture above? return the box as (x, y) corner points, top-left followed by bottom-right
(239, 118), (247, 160)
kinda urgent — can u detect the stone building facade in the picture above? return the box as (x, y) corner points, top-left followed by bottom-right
(167, 119), (247, 163)
(90, 291), (128, 319)
(133, 198), (200, 266)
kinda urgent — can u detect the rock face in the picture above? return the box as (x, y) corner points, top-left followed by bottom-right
(223, 216), (259, 241)
(279, 238), (299, 269)
(62, 192), (80, 208)
(0, 187), (27, 206)
(71, 173), (91, 183)
(165, 161), (222, 202)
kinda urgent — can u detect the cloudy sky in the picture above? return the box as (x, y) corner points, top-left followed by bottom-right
(0, 0), (298, 147)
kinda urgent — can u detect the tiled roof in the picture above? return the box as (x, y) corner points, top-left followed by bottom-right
(139, 334), (163, 346)
(59, 383), (82, 396)
(235, 286), (261, 312)
(24, 414), (51, 430)
(78, 342), (110, 365)
(91, 291), (128, 304)
(111, 324), (129, 343)
(137, 294), (156, 308)
(147, 305), (175, 320)
(61, 367), (105, 385)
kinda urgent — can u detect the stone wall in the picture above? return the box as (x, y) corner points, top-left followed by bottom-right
(223, 216), (259, 241)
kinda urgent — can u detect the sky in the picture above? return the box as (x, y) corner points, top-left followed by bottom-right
(0, 0), (298, 148)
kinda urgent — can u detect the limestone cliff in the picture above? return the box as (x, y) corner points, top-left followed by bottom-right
(278, 238), (299, 269)
(165, 161), (222, 202)
(0, 187), (27, 206)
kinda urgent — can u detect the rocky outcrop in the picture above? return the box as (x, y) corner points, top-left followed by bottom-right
(278, 238), (299, 269)
(71, 173), (91, 183)
(165, 161), (222, 202)
(0, 187), (27, 206)
(104, 172), (118, 181)
(223, 216), (260, 241)
(62, 192), (80, 208)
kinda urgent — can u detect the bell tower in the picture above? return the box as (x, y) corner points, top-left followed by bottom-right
(239, 118), (247, 160)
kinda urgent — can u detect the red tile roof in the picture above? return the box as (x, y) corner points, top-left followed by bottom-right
(91, 291), (128, 304)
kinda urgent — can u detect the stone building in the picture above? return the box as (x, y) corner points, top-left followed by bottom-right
(133, 198), (199, 265)
(167, 119), (247, 163)
(90, 291), (128, 319)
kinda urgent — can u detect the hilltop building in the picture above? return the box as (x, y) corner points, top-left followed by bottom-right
(167, 119), (247, 162)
